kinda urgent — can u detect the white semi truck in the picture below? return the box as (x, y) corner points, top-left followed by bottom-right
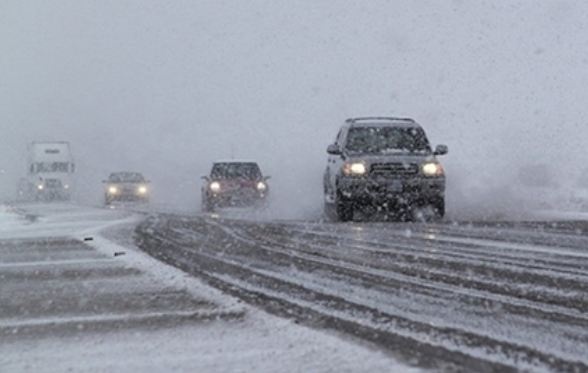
(18, 142), (75, 201)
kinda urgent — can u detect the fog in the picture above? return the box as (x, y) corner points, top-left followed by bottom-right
(2, 0), (588, 219)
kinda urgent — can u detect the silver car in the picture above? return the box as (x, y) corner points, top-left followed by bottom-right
(323, 117), (448, 221)
(103, 172), (150, 205)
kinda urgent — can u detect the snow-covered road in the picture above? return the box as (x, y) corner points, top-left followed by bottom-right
(137, 213), (588, 372)
(0, 204), (408, 372)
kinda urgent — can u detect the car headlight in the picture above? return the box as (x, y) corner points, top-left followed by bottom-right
(108, 186), (118, 195)
(209, 181), (221, 192)
(342, 162), (367, 176)
(257, 182), (267, 192)
(64, 184), (70, 190)
(37, 184), (44, 190)
(422, 162), (444, 176)
(138, 185), (148, 194)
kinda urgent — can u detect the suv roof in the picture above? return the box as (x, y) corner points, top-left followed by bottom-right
(213, 159), (258, 164)
(345, 117), (419, 128)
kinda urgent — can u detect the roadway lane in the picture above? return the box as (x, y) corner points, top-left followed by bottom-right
(136, 214), (588, 372)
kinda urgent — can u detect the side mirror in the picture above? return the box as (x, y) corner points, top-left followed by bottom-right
(327, 144), (342, 155)
(201, 176), (210, 181)
(434, 144), (448, 156)
(263, 176), (271, 181)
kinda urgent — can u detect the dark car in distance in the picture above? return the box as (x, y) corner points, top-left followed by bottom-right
(202, 161), (269, 212)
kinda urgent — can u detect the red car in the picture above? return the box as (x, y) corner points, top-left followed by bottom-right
(201, 161), (270, 212)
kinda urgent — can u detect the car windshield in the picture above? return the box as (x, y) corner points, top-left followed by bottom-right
(211, 163), (261, 180)
(109, 173), (145, 183)
(345, 126), (431, 154)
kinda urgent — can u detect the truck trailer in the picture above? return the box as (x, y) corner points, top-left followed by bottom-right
(18, 142), (75, 201)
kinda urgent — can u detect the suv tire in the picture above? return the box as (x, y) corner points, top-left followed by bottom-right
(432, 197), (445, 219)
(335, 192), (354, 222)
(202, 198), (214, 213)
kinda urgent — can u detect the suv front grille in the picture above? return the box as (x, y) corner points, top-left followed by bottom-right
(370, 163), (419, 177)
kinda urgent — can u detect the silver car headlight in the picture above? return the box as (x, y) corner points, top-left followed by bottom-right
(108, 186), (118, 195)
(137, 185), (148, 194)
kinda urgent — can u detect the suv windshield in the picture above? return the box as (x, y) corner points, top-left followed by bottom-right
(345, 127), (431, 155)
(211, 163), (261, 180)
(109, 173), (145, 183)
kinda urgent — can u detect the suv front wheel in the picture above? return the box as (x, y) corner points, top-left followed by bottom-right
(335, 191), (354, 222)
(431, 197), (445, 219)
(201, 194), (214, 213)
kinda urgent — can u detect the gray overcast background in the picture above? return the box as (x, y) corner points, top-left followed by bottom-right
(2, 0), (588, 218)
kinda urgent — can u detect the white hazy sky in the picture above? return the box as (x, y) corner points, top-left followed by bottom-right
(2, 1), (588, 217)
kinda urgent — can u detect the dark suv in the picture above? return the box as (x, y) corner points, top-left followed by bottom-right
(323, 117), (448, 221)
(201, 161), (270, 212)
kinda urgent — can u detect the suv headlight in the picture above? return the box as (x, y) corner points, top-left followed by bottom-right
(209, 181), (221, 192)
(422, 162), (444, 176)
(108, 186), (118, 195)
(342, 162), (367, 176)
(138, 185), (148, 194)
(257, 181), (267, 192)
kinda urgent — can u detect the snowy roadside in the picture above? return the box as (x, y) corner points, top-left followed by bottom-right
(0, 203), (413, 372)
(532, 209), (588, 221)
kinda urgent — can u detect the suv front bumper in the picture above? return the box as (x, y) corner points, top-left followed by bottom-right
(337, 176), (445, 204)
